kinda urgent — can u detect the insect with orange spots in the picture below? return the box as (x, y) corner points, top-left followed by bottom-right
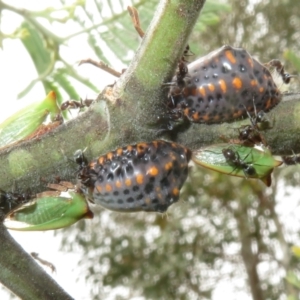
(167, 45), (284, 124)
(76, 140), (191, 213)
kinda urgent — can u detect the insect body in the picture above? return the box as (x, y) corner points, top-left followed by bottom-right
(60, 98), (94, 111)
(168, 45), (281, 124)
(77, 140), (192, 213)
(222, 147), (256, 177)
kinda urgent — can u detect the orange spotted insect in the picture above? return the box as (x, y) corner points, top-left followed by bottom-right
(168, 45), (288, 124)
(76, 140), (191, 213)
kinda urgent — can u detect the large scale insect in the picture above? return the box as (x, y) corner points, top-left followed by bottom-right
(167, 45), (291, 125)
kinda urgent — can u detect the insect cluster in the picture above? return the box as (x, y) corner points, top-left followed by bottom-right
(0, 44), (298, 231)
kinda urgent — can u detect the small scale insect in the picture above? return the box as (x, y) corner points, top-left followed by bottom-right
(222, 147), (256, 177)
(77, 140), (192, 213)
(60, 98), (94, 111)
(167, 45), (284, 124)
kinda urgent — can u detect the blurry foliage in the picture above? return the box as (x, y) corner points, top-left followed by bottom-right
(1, 0), (300, 299)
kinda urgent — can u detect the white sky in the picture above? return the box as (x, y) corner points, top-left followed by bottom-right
(0, 1), (299, 300)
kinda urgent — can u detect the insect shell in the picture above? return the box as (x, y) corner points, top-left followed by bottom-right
(168, 45), (281, 124)
(77, 140), (192, 213)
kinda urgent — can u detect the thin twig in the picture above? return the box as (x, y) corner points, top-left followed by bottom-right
(78, 58), (122, 77)
(127, 6), (145, 38)
(31, 252), (56, 273)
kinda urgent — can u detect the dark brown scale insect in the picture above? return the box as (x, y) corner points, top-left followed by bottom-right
(168, 45), (282, 124)
(60, 98), (94, 111)
(77, 140), (191, 213)
(222, 147), (256, 177)
(0, 190), (33, 215)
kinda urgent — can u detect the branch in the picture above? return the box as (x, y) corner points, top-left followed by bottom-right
(0, 222), (72, 299)
(0, 1), (206, 298)
(233, 201), (264, 300)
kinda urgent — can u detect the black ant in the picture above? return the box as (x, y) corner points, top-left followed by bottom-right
(281, 153), (300, 165)
(266, 59), (295, 84)
(60, 98), (94, 111)
(0, 189), (33, 215)
(222, 147), (256, 177)
(73, 149), (95, 188)
(239, 98), (271, 147)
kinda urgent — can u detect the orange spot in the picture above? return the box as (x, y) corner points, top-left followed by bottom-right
(232, 77), (242, 89)
(213, 115), (220, 121)
(164, 162), (173, 171)
(116, 180), (122, 188)
(148, 166), (159, 176)
(172, 188), (179, 196)
(137, 143), (147, 154)
(198, 86), (206, 97)
(219, 79), (227, 93)
(127, 145), (133, 152)
(202, 114), (210, 122)
(225, 50), (236, 64)
(259, 87), (264, 93)
(152, 141), (158, 148)
(107, 152), (113, 160)
(233, 111), (243, 118)
(98, 156), (105, 165)
(125, 178), (132, 186)
(250, 79), (257, 86)
(117, 148), (123, 156)
(136, 174), (144, 185)
(191, 88), (198, 96)
(105, 184), (112, 192)
(48, 91), (56, 100)
(265, 98), (272, 109)
(184, 108), (190, 117)
(95, 185), (102, 193)
(90, 161), (97, 169)
(208, 83), (215, 92)
(192, 112), (200, 121)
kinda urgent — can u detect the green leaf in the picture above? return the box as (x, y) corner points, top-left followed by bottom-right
(286, 271), (300, 290)
(17, 22), (55, 97)
(4, 189), (93, 231)
(0, 91), (60, 147)
(192, 143), (282, 186)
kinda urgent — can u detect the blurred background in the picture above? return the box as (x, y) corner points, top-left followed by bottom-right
(0, 0), (300, 299)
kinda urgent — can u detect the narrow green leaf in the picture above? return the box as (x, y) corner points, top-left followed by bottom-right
(0, 91), (60, 147)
